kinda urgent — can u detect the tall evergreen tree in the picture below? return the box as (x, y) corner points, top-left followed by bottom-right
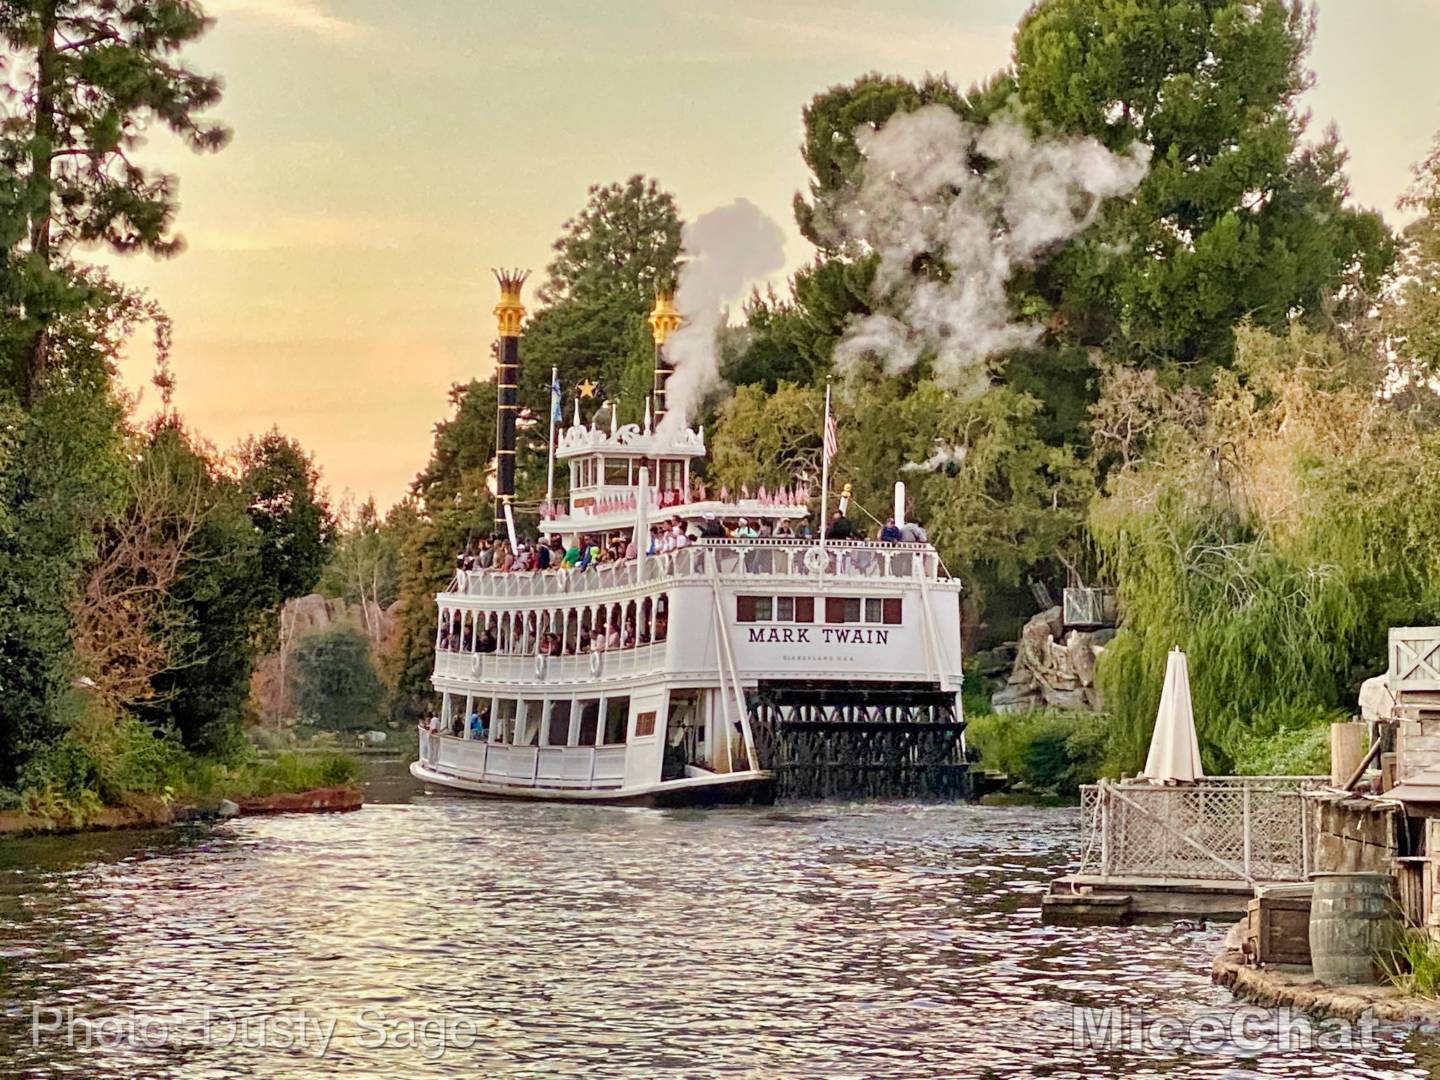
(0, 0), (228, 402)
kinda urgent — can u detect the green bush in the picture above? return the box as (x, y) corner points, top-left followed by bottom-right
(967, 709), (1114, 795)
(224, 752), (362, 797)
(289, 627), (386, 731)
(1385, 931), (1440, 999)
(1226, 706), (1339, 776)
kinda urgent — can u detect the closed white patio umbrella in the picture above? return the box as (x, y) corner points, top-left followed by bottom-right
(1142, 647), (1205, 784)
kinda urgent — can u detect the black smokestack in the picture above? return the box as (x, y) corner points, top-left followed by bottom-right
(648, 287), (681, 426)
(492, 268), (529, 530)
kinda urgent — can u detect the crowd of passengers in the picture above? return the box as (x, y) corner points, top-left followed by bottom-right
(455, 511), (929, 575)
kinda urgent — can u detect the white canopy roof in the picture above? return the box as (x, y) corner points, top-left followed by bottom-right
(1142, 647), (1205, 784)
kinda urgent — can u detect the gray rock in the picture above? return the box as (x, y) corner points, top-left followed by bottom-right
(217, 799), (240, 819)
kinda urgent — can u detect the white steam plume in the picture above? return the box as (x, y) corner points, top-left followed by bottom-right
(659, 198), (786, 433)
(832, 105), (1150, 395)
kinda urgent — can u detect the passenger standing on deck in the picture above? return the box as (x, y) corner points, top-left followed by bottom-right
(825, 511), (854, 540)
(879, 517), (903, 543)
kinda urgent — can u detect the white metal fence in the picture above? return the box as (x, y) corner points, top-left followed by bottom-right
(1077, 777), (1326, 884)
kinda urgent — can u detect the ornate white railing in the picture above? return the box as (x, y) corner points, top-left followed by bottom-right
(1076, 777), (1325, 884)
(449, 541), (945, 601)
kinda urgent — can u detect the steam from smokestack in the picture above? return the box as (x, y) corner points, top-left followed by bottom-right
(658, 198), (786, 433)
(832, 105), (1151, 397)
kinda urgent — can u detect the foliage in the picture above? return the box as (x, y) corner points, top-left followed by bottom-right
(1092, 325), (1440, 771)
(1013, 0), (1394, 372)
(0, 276), (129, 784)
(1390, 134), (1440, 375)
(1227, 710), (1337, 776)
(237, 429), (336, 618)
(521, 176), (681, 424)
(135, 422), (335, 753)
(965, 709), (1113, 796)
(708, 381), (822, 494)
(288, 626), (386, 732)
(0, 0), (228, 400)
(221, 751), (361, 798)
(1384, 931), (1440, 1000)
(538, 176), (682, 310)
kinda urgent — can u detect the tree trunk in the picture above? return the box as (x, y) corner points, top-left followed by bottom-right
(26, 3), (59, 405)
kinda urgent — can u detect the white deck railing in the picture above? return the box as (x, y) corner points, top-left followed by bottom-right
(421, 731), (627, 789)
(1077, 777), (1326, 884)
(449, 540), (945, 601)
(432, 642), (665, 684)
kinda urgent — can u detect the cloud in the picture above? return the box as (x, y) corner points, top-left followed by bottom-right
(207, 0), (372, 42)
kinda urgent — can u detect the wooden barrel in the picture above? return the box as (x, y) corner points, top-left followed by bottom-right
(1308, 872), (1398, 985)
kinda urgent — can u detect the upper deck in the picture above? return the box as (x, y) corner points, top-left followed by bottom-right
(443, 539), (955, 607)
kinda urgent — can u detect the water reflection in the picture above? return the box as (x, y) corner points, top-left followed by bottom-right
(1, 769), (1438, 1078)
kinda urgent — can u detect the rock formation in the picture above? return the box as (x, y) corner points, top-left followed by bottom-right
(989, 606), (1115, 714)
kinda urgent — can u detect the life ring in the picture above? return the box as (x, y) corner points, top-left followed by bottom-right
(803, 546), (827, 573)
(589, 650), (603, 677)
(470, 654), (482, 676)
(534, 653), (546, 678)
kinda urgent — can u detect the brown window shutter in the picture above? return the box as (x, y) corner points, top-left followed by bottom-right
(883, 598), (902, 625)
(795, 596), (814, 623)
(737, 596), (757, 622)
(825, 597), (845, 623)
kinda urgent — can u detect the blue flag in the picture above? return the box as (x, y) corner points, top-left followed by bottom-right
(550, 372), (562, 424)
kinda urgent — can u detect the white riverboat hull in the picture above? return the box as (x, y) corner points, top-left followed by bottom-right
(410, 759), (775, 807)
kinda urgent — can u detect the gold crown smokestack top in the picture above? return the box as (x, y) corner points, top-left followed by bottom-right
(492, 269), (529, 531)
(648, 287), (682, 427)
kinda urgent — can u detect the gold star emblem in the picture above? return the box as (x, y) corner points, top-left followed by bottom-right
(577, 378), (598, 399)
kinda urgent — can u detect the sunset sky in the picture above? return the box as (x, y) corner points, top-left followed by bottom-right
(105, 0), (1440, 512)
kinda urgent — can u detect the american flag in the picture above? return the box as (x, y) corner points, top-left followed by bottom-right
(823, 411), (839, 464)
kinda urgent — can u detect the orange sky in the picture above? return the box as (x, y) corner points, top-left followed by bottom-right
(103, 0), (1440, 513)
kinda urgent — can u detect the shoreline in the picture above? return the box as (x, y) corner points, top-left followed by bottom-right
(0, 784), (363, 840)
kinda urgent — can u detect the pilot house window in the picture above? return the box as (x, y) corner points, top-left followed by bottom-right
(824, 597), (902, 625)
(736, 595), (816, 623)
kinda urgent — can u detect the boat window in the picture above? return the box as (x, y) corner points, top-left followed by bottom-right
(736, 596), (757, 622)
(604, 458), (628, 486)
(825, 597), (864, 624)
(493, 698), (517, 744)
(753, 596), (773, 621)
(518, 699), (544, 746)
(634, 710), (657, 738)
(546, 699), (572, 746)
(865, 598), (884, 623)
(577, 698), (600, 745)
(777, 596), (794, 621)
(883, 598), (902, 625)
(602, 697), (629, 744)
(659, 460), (684, 492)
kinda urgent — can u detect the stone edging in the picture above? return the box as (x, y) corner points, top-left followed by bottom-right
(1212, 949), (1440, 1023)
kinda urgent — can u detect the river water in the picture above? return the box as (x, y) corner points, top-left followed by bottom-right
(2, 760), (1439, 1079)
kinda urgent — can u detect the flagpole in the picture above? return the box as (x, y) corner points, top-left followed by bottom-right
(545, 365), (558, 509)
(819, 380), (831, 584)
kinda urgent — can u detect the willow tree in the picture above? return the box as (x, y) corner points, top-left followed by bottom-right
(0, 0), (229, 402)
(1092, 326), (1440, 771)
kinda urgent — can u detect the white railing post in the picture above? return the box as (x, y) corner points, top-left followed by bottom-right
(1242, 782), (1252, 880)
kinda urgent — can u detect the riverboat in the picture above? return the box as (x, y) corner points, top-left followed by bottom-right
(410, 275), (967, 805)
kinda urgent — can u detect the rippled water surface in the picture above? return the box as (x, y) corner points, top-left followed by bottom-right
(3, 762), (1440, 1078)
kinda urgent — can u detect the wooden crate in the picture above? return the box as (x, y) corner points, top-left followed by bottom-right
(1245, 895), (1312, 966)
